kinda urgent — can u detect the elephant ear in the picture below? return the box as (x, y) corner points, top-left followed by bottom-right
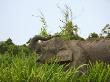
(56, 50), (73, 62)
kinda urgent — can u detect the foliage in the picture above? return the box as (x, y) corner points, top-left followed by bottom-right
(106, 33), (110, 38)
(39, 12), (49, 37)
(79, 62), (110, 82)
(0, 38), (32, 55)
(0, 53), (110, 82)
(35, 5), (84, 40)
(58, 5), (84, 40)
(101, 24), (110, 35)
(88, 32), (99, 39)
(87, 24), (110, 39)
(0, 42), (7, 54)
(60, 21), (77, 40)
(0, 38), (14, 54)
(5, 38), (14, 45)
(100, 24), (110, 38)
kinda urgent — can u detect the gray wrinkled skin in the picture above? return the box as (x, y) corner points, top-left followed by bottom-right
(29, 37), (110, 68)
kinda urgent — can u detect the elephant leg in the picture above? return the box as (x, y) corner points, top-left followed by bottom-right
(70, 49), (87, 75)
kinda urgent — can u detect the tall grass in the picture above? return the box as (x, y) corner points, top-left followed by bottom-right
(0, 53), (110, 82)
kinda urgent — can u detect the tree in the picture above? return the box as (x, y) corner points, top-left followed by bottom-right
(88, 32), (99, 39)
(101, 24), (110, 38)
(5, 38), (14, 45)
(0, 41), (7, 54)
(0, 38), (14, 54)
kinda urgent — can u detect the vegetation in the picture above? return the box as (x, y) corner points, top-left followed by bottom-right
(36, 5), (84, 40)
(87, 32), (99, 40)
(0, 51), (110, 82)
(101, 24), (110, 38)
(0, 38), (32, 55)
(39, 12), (49, 37)
(0, 5), (110, 82)
(0, 33), (110, 82)
(87, 24), (110, 40)
(57, 5), (84, 40)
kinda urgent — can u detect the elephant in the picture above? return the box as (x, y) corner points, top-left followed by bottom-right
(29, 35), (110, 68)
